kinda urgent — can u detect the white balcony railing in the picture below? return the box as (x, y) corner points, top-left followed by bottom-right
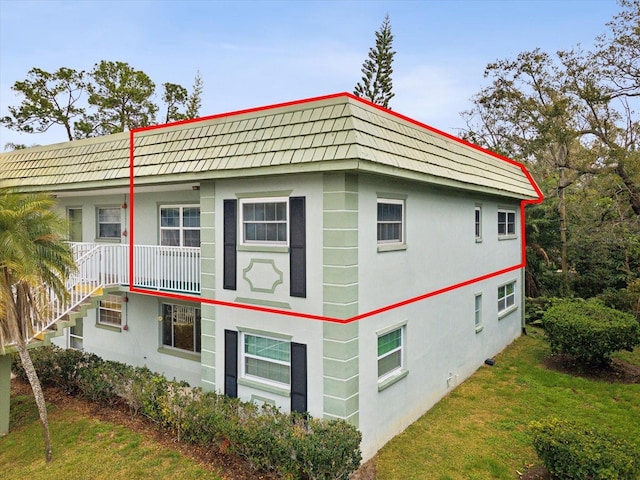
(67, 242), (201, 295)
(21, 242), (197, 346)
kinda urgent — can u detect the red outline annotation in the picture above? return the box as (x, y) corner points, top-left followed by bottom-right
(127, 92), (544, 324)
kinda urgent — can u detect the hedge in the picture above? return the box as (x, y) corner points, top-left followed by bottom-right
(12, 346), (362, 479)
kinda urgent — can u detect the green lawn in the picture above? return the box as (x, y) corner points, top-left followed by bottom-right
(0, 394), (223, 480)
(2, 328), (638, 480)
(374, 328), (640, 480)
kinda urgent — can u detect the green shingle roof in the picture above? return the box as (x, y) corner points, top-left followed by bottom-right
(0, 93), (540, 200)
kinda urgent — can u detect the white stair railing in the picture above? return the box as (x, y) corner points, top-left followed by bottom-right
(29, 243), (201, 341)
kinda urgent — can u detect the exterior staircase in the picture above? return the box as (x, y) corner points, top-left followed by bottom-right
(3, 241), (201, 354)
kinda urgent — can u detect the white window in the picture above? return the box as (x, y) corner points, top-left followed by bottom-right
(475, 294), (483, 332)
(475, 206), (482, 240)
(161, 303), (201, 353)
(98, 294), (122, 327)
(160, 205), (200, 247)
(498, 209), (516, 237)
(241, 199), (288, 245)
(378, 327), (403, 380)
(242, 333), (290, 386)
(97, 207), (121, 239)
(377, 199), (404, 243)
(498, 281), (516, 314)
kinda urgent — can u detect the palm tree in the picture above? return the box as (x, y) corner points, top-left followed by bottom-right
(0, 190), (75, 462)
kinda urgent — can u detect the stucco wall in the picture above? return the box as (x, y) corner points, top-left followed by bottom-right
(355, 175), (524, 459)
(52, 291), (202, 387)
(209, 173), (326, 413)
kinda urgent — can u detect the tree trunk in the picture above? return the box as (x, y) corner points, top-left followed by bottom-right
(17, 342), (52, 462)
(558, 165), (570, 296)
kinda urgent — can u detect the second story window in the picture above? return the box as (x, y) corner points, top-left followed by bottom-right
(498, 209), (516, 237)
(97, 207), (121, 239)
(475, 206), (482, 241)
(377, 199), (404, 244)
(241, 199), (288, 245)
(160, 206), (200, 247)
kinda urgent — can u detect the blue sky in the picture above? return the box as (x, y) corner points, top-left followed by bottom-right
(0, 0), (622, 149)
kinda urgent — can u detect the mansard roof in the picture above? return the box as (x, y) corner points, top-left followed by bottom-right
(0, 93), (540, 200)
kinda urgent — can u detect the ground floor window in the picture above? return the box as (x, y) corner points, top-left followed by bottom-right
(162, 303), (201, 353)
(98, 295), (122, 327)
(475, 294), (483, 332)
(498, 281), (516, 314)
(242, 333), (290, 386)
(378, 327), (403, 380)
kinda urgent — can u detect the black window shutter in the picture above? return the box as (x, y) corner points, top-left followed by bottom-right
(224, 329), (238, 398)
(223, 199), (237, 290)
(290, 342), (307, 413)
(289, 197), (306, 297)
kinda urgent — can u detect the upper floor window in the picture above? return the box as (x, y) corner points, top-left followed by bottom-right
(377, 199), (404, 244)
(98, 294), (122, 327)
(498, 281), (516, 315)
(498, 209), (516, 237)
(97, 207), (121, 239)
(160, 205), (200, 247)
(378, 327), (403, 380)
(241, 199), (288, 245)
(242, 333), (291, 386)
(161, 303), (201, 353)
(475, 206), (482, 241)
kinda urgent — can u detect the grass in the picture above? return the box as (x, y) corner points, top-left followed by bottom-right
(2, 328), (638, 479)
(374, 327), (640, 479)
(0, 395), (223, 480)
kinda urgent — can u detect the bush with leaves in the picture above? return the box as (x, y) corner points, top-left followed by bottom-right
(12, 346), (362, 479)
(531, 418), (640, 479)
(542, 298), (640, 366)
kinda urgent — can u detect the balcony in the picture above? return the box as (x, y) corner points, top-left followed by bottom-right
(69, 242), (201, 295)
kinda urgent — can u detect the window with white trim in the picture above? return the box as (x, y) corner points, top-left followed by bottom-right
(242, 333), (290, 386)
(378, 327), (403, 380)
(498, 281), (516, 314)
(161, 303), (201, 353)
(98, 294), (122, 327)
(241, 199), (288, 245)
(475, 206), (482, 240)
(377, 199), (404, 244)
(474, 294), (483, 332)
(498, 209), (516, 237)
(97, 207), (121, 239)
(160, 205), (200, 247)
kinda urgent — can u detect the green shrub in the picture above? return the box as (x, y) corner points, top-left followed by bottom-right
(525, 297), (561, 325)
(11, 345), (62, 387)
(531, 418), (640, 479)
(542, 298), (640, 366)
(295, 417), (363, 480)
(14, 346), (363, 479)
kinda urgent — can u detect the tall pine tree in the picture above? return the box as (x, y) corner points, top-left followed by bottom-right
(354, 14), (395, 109)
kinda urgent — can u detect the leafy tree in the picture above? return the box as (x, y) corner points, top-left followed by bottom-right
(354, 14), (395, 109)
(162, 82), (189, 123)
(76, 60), (158, 137)
(185, 70), (203, 120)
(1, 67), (87, 141)
(161, 72), (203, 123)
(462, 1), (640, 298)
(0, 190), (76, 462)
